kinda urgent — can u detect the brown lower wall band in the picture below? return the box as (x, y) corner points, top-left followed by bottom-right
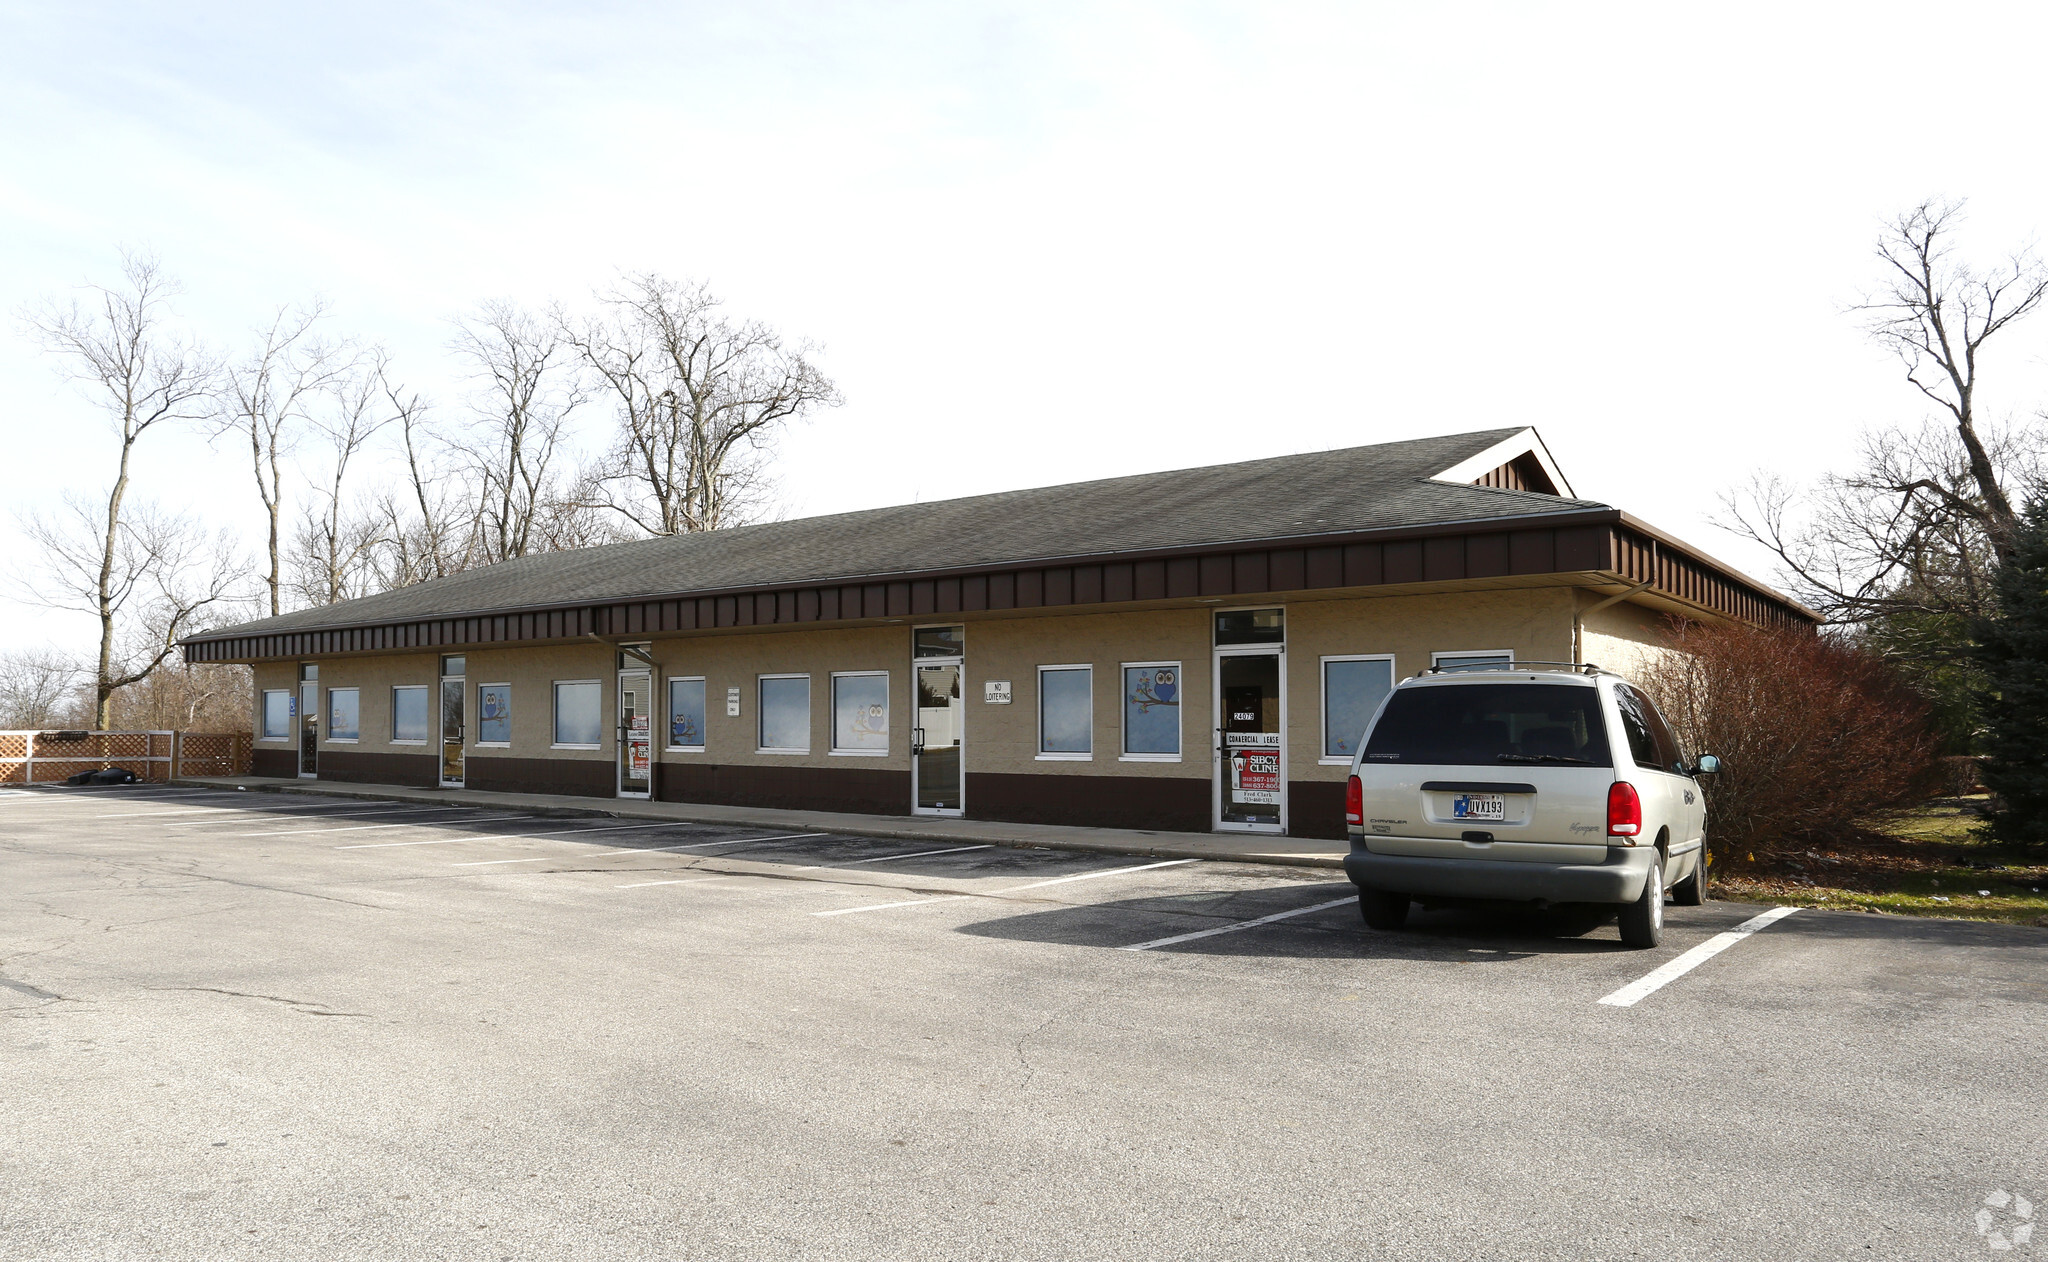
(964, 771), (1210, 833)
(1287, 780), (1346, 840)
(251, 748), (298, 779)
(465, 755), (617, 799)
(656, 762), (910, 815)
(315, 749), (440, 789)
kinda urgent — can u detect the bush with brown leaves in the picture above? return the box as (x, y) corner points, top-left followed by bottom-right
(1637, 619), (1940, 858)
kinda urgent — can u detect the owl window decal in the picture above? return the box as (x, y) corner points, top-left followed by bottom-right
(1128, 667), (1179, 712)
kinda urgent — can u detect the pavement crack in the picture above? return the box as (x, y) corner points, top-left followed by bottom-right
(147, 986), (371, 1018)
(0, 977), (69, 1001)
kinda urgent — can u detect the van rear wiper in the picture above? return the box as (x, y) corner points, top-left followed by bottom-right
(1497, 753), (1595, 765)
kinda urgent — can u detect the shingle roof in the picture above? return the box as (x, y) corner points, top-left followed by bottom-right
(188, 428), (1607, 642)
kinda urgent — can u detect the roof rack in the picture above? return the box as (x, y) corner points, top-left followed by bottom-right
(1425, 660), (1608, 676)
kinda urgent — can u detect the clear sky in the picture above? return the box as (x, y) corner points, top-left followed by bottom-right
(5, 1), (2048, 654)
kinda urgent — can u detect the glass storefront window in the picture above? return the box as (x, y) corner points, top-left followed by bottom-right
(392, 686), (430, 742)
(914, 625), (964, 659)
(1322, 657), (1394, 760)
(553, 681), (602, 747)
(832, 673), (890, 753)
(477, 684), (512, 744)
(1122, 664), (1181, 757)
(668, 678), (706, 749)
(758, 675), (811, 752)
(327, 688), (360, 741)
(1038, 666), (1093, 755)
(261, 690), (291, 739)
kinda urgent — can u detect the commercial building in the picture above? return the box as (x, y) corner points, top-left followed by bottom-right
(181, 428), (1813, 838)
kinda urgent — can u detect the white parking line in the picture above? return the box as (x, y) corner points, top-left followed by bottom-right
(1120, 895), (1358, 951)
(997, 858), (1196, 893)
(813, 896), (969, 917)
(786, 844), (994, 872)
(229, 804), (456, 827)
(332, 819), (694, 849)
(238, 811), (493, 837)
(1596, 906), (1800, 1008)
(449, 831), (817, 868)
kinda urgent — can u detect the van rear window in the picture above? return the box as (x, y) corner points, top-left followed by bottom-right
(1361, 684), (1612, 767)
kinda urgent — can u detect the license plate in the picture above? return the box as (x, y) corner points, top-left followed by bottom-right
(1453, 793), (1505, 821)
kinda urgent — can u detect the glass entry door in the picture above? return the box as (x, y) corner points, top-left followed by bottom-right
(618, 672), (652, 799)
(1216, 651), (1285, 832)
(298, 680), (319, 778)
(913, 663), (963, 814)
(440, 674), (465, 788)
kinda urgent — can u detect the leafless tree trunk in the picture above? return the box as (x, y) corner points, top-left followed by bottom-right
(567, 274), (842, 536)
(451, 300), (586, 562)
(16, 254), (222, 728)
(1724, 200), (2048, 625)
(215, 301), (351, 617)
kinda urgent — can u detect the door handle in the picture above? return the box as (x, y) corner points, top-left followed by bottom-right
(911, 726), (926, 756)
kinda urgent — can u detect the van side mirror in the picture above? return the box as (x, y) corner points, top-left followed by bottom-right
(1694, 754), (1720, 776)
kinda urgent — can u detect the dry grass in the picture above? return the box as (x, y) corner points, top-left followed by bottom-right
(1711, 796), (2048, 926)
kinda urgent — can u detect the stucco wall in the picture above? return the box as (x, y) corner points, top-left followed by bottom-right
(1578, 596), (1679, 682)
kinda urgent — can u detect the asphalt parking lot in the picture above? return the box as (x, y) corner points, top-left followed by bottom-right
(4, 785), (2046, 1260)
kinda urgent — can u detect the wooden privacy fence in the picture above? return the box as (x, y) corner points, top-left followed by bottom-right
(0, 731), (253, 785)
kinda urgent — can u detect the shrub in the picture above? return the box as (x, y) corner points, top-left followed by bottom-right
(1637, 618), (1940, 858)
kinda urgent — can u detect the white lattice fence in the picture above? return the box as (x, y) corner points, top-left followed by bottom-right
(0, 731), (251, 784)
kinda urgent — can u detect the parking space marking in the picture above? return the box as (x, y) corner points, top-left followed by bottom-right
(238, 810), (491, 837)
(163, 801), (405, 824)
(330, 818), (550, 848)
(1119, 895), (1358, 951)
(997, 858), (1196, 893)
(786, 844), (994, 872)
(1596, 906), (1800, 1007)
(813, 896), (969, 917)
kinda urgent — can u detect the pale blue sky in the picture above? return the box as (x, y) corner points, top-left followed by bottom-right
(5, 1), (2048, 652)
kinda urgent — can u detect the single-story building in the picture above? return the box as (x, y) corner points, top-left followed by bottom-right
(180, 428), (1815, 839)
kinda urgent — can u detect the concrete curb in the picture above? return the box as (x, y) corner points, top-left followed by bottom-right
(171, 777), (1349, 871)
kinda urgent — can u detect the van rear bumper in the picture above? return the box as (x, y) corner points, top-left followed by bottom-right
(1343, 840), (1655, 906)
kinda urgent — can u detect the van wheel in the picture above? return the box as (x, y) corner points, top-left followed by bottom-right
(1672, 851), (1707, 906)
(1617, 855), (1665, 949)
(1357, 887), (1410, 931)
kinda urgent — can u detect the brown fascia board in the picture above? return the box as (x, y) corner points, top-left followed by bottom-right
(180, 505), (1808, 647)
(1609, 510), (1820, 622)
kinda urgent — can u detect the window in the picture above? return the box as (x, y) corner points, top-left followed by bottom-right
(299, 663), (318, 682)
(668, 677), (707, 750)
(1121, 663), (1180, 758)
(261, 690), (291, 740)
(1432, 650), (1513, 674)
(477, 684), (511, 745)
(326, 688), (360, 741)
(1322, 656), (1395, 761)
(1215, 608), (1284, 646)
(392, 686), (430, 743)
(758, 675), (811, 752)
(832, 672), (890, 754)
(552, 681), (602, 748)
(914, 625), (964, 658)
(1615, 684), (1686, 775)
(1038, 665), (1093, 757)
(1361, 683), (1612, 768)
(441, 655), (465, 677)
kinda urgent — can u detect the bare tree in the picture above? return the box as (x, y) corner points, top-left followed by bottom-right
(214, 301), (352, 617)
(1725, 200), (2048, 627)
(17, 499), (243, 726)
(450, 300), (587, 563)
(106, 659), (252, 731)
(568, 274), (842, 535)
(0, 649), (85, 729)
(287, 356), (394, 606)
(16, 254), (224, 728)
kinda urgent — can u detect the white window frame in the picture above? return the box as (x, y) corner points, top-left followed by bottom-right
(1118, 660), (1182, 763)
(756, 673), (812, 755)
(829, 670), (891, 757)
(475, 682), (512, 748)
(1319, 654), (1396, 765)
(1035, 664), (1094, 761)
(259, 689), (292, 742)
(1431, 649), (1514, 674)
(390, 685), (430, 746)
(325, 687), (361, 743)
(551, 678), (604, 750)
(665, 675), (708, 753)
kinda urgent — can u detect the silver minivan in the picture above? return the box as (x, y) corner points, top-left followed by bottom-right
(1343, 663), (1716, 948)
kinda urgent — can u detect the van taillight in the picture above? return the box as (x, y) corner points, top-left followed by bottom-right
(1345, 775), (1363, 827)
(1607, 781), (1642, 838)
